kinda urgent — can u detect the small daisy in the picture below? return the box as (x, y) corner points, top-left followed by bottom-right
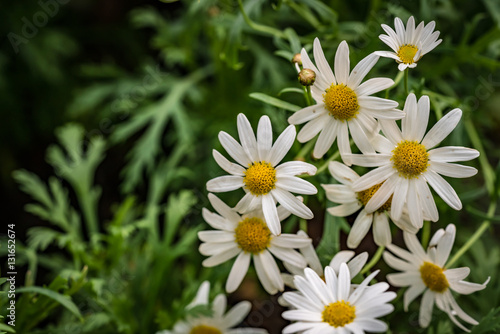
(282, 264), (396, 334)
(375, 16), (442, 71)
(199, 193), (311, 295)
(206, 113), (317, 235)
(383, 224), (489, 331)
(288, 38), (403, 160)
(281, 230), (368, 288)
(323, 161), (418, 248)
(347, 93), (479, 229)
(158, 281), (268, 334)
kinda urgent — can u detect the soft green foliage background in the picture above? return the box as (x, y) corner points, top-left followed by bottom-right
(1, 0), (499, 333)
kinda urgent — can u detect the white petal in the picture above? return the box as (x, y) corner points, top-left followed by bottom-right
(259, 250), (284, 292)
(262, 194), (280, 236)
(237, 113), (258, 162)
(387, 272), (421, 287)
(202, 208), (233, 231)
(428, 146), (480, 162)
(424, 170), (462, 210)
(404, 280), (426, 311)
(386, 243), (417, 263)
(282, 291), (323, 312)
(234, 192), (260, 213)
(313, 117), (339, 159)
(187, 281), (210, 308)
(208, 193), (241, 223)
(355, 77), (394, 96)
(296, 113), (329, 143)
(272, 188), (313, 219)
(421, 108), (462, 149)
(254, 251), (278, 294)
(350, 319), (387, 332)
(202, 247), (241, 267)
(293, 273), (323, 306)
(313, 38), (335, 83)
(327, 202), (361, 217)
(276, 176), (317, 195)
(207, 175), (243, 192)
(347, 209), (373, 249)
(335, 41), (350, 84)
(444, 267), (470, 282)
(226, 252), (251, 292)
(328, 251), (355, 273)
(212, 294), (226, 317)
(372, 134), (395, 153)
(373, 212), (391, 246)
(304, 267), (332, 305)
(401, 93), (418, 140)
(403, 231), (428, 261)
(391, 177), (408, 221)
(449, 278), (489, 295)
(223, 300), (252, 328)
(337, 121), (352, 160)
(268, 246), (307, 268)
(347, 154), (391, 167)
(268, 125), (296, 166)
(348, 119), (375, 154)
(351, 164), (394, 191)
(429, 161), (478, 178)
(406, 179), (423, 228)
(379, 119), (402, 144)
(348, 252), (368, 277)
(276, 161), (317, 176)
(257, 115), (273, 161)
(337, 263), (351, 301)
(328, 161), (360, 185)
(414, 179), (439, 222)
(199, 241), (236, 256)
(348, 269), (380, 304)
(281, 322), (317, 334)
(213, 150), (246, 176)
(347, 53), (379, 89)
(288, 104), (325, 124)
(271, 234), (311, 248)
(374, 50), (400, 60)
(365, 174), (398, 213)
(358, 96), (399, 110)
(219, 131), (251, 166)
(198, 230), (235, 243)
(383, 251), (414, 272)
(322, 184), (357, 204)
(436, 224), (455, 267)
(415, 95), (430, 142)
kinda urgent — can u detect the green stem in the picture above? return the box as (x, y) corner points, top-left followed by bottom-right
(305, 86), (313, 106)
(445, 199), (496, 268)
(421, 220), (431, 249)
(385, 70), (405, 98)
(404, 68), (409, 95)
(237, 0), (286, 39)
(316, 150), (341, 175)
(295, 140), (315, 160)
(361, 246), (385, 275)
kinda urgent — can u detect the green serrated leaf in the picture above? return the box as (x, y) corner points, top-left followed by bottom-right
(16, 286), (83, 321)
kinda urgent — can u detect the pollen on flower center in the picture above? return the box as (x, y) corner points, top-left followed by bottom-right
(234, 217), (271, 253)
(391, 140), (429, 178)
(244, 161), (276, 196)
(397, 44), (419, 64)
(323, 84), (359, 121)
(357, 182), (393, 212)
(420, 262), (449, 293)
(190, 324), (222, 334)
(322, 300), (356, 327)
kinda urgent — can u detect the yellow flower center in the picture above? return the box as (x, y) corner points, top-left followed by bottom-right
(234, 217), (271, 253)
(323, 84), (359, 121)
(397, 44), (419, 64)
(357, 182), (392, 212)
(391, 140), (429, 178)
(322, 301), (356, 328)
(190, 324), (222, 334)
(420, 262), (449, 293)
(243, 161), (276, 196)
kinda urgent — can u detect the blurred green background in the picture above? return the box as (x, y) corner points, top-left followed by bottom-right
(1, 0), (500, 333)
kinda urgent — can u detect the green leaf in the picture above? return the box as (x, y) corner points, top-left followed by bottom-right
(249, 92), (301, 112)
(16, 286), (83, 321)
(164, 191), (197, 246)
(27, 227), (61, 251)
(0, 323), (15, 333)
(471, 307), (500, 333)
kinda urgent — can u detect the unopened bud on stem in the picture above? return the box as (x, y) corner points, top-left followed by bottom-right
(292, 53), (302, 66)
(298, 68), (316, 86)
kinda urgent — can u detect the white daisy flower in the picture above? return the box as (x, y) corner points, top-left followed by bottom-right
(206, 113), (317, 236)
(323, 161), (418, 248)
(199, 193), (311, 295)
(288, 38), (403, 160)
(282, 264), (396, 334)
(158, 281), (268, 334)
(281, 230), (369, 288)
(375, 16), (442, 71)
(383, 224), (489, 332)
(347, 93), (479, 229)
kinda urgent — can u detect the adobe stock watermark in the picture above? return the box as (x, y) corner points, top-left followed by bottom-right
(8, 0), (71, 54)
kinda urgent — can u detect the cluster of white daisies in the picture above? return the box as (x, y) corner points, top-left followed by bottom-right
(162, 16), (489, 334)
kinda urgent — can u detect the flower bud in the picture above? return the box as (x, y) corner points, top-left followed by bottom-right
(291, 53), (302, 66)
(298, 68), (316, 86)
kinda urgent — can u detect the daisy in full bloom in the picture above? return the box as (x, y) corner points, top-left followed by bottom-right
(383, 224), (489, 331)
(323, 161), (418, 248)
(206, 113), (317, 236)
(282, 264), (396, 334)
(281, 230), (369, 288)
(158, 281), (268, 334)
(288, 38), (404, 160)
(375, 16), (442, 71)
(199, 193), (311, 295)
(347, 93), (479, 229)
